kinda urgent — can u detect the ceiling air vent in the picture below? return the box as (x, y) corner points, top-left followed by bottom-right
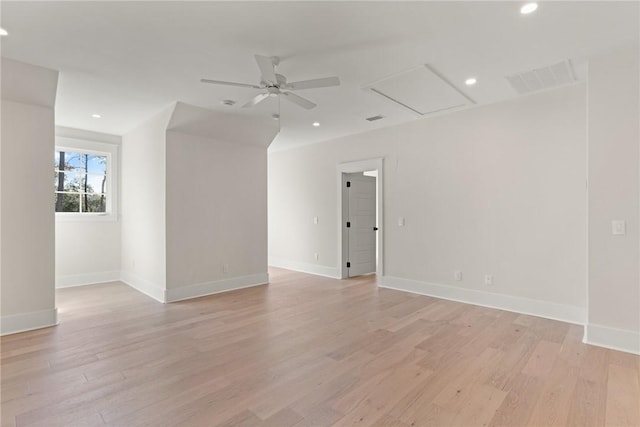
(366, 115), (385, 122)
(506, 60), (577, 95)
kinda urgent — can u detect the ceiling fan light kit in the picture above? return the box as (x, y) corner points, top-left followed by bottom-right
(201, 54), (340, 111)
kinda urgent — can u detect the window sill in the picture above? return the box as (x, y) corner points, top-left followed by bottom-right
(55, 213), (118, 223)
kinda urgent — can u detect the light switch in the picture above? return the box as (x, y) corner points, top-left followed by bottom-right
(398, 216), (405, 227)
(612, 220), (626, 236)
(313, 216), (319, 225)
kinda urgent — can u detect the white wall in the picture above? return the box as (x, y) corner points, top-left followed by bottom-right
(163, 102), (278, 302)
(1, 59), (58, 334)
(269, 83), (588, 322)
(165, 131), (269, 300)
(120, 102), (278, 303)
(54, 127), (122, 288)
(120, 107), (173, 301)
(586, 46), (640, 353)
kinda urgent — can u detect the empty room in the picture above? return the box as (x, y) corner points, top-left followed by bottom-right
(1, 1), (639, 426)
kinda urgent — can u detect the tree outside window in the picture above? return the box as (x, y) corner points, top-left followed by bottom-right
(54, 150), (107, 213)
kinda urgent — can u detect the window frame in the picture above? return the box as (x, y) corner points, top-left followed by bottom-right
(55, 137), (118, 222)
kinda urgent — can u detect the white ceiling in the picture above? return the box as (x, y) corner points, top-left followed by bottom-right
(1, 1), (638, 150)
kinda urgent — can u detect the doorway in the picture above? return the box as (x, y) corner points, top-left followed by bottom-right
(337, 158), (383, 279)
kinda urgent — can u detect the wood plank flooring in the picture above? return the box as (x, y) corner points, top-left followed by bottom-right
(1, 268), (639, 426)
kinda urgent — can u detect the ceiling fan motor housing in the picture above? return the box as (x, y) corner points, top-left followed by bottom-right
(263, 73), (287, 88)
(267, 87), (280, 96)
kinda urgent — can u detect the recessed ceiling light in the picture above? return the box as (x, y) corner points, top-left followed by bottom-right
(465, 78), (477, 86)
(312, 122), (320, 127)
(91, 114), (101, 119)
(0, 28), (8, 36)
(520, 2), (538, 14)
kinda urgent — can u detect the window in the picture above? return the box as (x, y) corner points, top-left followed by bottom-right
(54, 137), (118, 220)
(54, 150), (108, 213)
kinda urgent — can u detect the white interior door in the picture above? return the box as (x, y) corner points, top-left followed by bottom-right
(345, 173), (377, 277)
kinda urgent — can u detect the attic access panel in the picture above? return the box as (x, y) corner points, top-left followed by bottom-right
(364, 65), (475, 116)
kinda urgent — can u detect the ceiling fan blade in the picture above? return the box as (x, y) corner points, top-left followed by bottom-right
(254, 55), (278, 84)
(281, 91), (316, 110)
(286, 76), (340, 91)
(242, 92), (270, 108)
(201, 79), (261, 89)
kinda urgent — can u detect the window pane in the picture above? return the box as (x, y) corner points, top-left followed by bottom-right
(86, 174), (106, 194)
(87, 155), (107, 175)
(54, 172), (85, 192)
(55, 193), (80, 212)
(67, 152), (83, 170)
(56, 151), (82, 171)
(55, 152), (89, 176)
(82, 194), (106, 213)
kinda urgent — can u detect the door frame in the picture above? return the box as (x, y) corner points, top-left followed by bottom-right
(337, 158), (384, 279)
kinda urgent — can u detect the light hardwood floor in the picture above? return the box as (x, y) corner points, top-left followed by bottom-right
(1, 268), (639, 426)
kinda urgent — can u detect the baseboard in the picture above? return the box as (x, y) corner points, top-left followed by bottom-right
(165, 273), (269, 303)
(379, 275), (586, 325)
(1, 308), (58, 336)
(56, 270), (120, 288)
(584, 323), (640, 355)
(268, 257), (339, 279)
(120, 270), (166, 303)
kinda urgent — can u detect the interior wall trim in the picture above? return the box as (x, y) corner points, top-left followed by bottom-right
(268, 257), (340, 279)
(380, 275), (587, 325)
(120, 270), (166, 303)
(584, 323), (640, 355)
(55, 271), (121, 288)
(0, 308), (58, 336)
(164, 273), (269, 303)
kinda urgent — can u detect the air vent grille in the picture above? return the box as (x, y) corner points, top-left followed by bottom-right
(366, 115), (385, 122)
(506, 60), (576, 95)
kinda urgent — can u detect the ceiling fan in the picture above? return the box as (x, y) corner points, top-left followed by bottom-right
(201, 55), (340, 110)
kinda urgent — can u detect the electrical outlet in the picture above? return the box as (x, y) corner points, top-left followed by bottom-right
(454, 271), (463, 281)
(612, 220), (626, 235)
(222, 264), (229, 273)
(484, 275), (493, 286)
(314, 253), (319, 261)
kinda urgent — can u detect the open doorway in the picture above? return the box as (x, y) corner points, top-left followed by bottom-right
(337, 158), (383, 279)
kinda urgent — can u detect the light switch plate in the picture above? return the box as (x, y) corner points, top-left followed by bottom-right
(398, 216), (405, 227)
(612, 220), (626, 236)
